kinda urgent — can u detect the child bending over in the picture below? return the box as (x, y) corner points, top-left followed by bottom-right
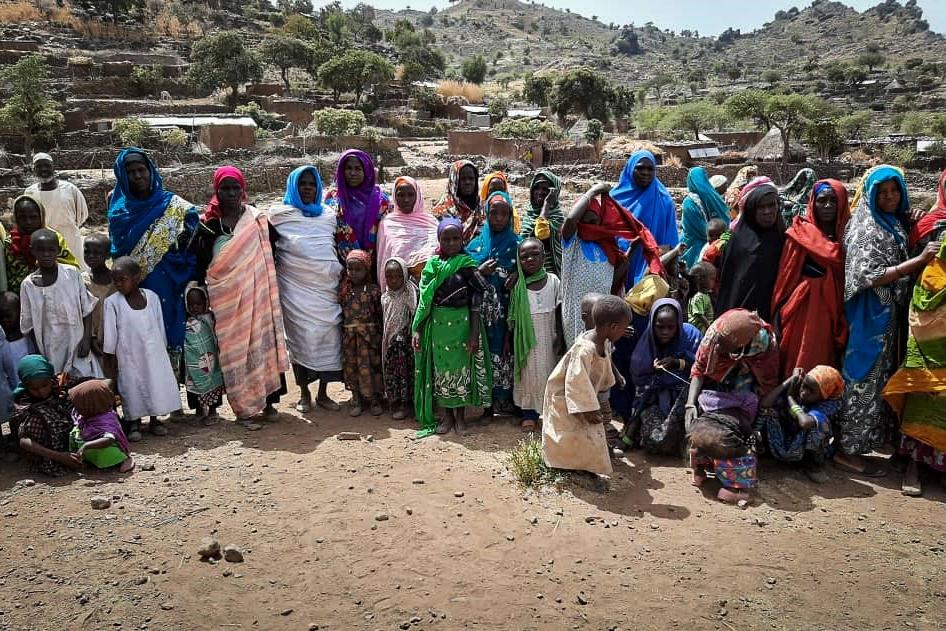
(381, 257), (417, 420)
(68, 378), (134, 472)
(340, 250), (384, 417)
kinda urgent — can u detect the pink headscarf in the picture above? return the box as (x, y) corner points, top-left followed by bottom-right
(203, 166), (247, 221)
(376, 175), (439, 291)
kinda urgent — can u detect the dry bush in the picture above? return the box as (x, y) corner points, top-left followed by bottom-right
(436, 80), (484, 104)
(154, 10), (200, 37)
(0, 1), (41, 22)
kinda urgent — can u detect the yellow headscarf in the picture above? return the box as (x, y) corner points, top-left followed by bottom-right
(850, 164), (905, 211)
(479, 171), (521, 233)
(626, 274), (670, 316)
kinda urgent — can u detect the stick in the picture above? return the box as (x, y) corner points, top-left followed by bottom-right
(153, 506), (210, 527)
(656, 364), (691, 386)
(121, 539), (143, 546)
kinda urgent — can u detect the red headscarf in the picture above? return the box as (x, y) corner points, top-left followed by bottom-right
(770, 179), (850, 379)
(577, 193), (664, 293)
(910, 168), (946, 248)
(203, 166), (247, 221)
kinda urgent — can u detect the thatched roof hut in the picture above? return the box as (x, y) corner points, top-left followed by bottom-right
(747, 128), (806, 162)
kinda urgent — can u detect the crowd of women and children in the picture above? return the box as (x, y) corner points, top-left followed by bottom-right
(1, 148), (944, 503)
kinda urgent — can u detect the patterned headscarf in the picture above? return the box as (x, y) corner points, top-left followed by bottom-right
(738, 177), (779, 216)
(346, 248), (372, 269)
(725, 165), (759, 218)
(437, 216), (462, 237)
(807, 365), (844, 401)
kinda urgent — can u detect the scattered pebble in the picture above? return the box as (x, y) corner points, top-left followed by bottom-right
(337, 432), (361, 441)
(90, 496), (111, 510)
(139, 462), (155, 471)
(197, 538), (221, 560)
(412, 479), (425, 485)
(576, 592), (588, 605)
(375, 513), (390, 522)
(406, 507), (413, 515)
(223, 545), (244, 563)
(280, 608), (293, 616)
(454, 491), (464, 498)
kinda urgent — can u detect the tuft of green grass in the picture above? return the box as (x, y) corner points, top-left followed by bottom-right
(507, 435), (555, 488)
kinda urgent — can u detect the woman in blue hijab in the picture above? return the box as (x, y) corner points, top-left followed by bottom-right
(681, 167), (730, 268)
(836, 165), (940, 477)
(107, 148), (199, 358)
(610, 151), (679, 287)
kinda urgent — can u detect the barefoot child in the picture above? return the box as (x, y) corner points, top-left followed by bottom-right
(509, 238), (564, 431)
(68, 379), (134, 472)
(19, 229), (100, 378)
(381, 257), (417, 420)
(183, 283), (225, 424)
(542, 295), (632, 478)
(340, 250), (384, 417)
(412, 218), (492, 437)
(82, 234), (117, 379)
(103, 257), (181, 441)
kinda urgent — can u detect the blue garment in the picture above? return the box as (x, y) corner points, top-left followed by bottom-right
(609, 310), (648, 421)
(610, 151), (678, 286)
(107, 148), (198, 350)
(630, 298), (702, 416)
(681, 167), (730, 268)
(284, 165), (324, 217)
(843, 166), (910, 381)
(762, 398), (838, 462)
(0, 336), (14, 421)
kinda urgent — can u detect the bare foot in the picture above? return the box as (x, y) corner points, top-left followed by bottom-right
(239, 418), (262, 431)
(370, 402), (383, 416)
(317, 396), (340, 412)
(119, 456), (135, 473)
(902, 460), (922, 497)
(832, 453), (887, 477)
(454, 418), (467, 435)
(691, 471), (706, 487)
(717, 487), (749, 504)
(392, 407), (406, 421)
(436, 418), (454, 434)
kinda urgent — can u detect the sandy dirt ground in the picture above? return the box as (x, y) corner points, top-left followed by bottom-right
(0, 378), (944, 631)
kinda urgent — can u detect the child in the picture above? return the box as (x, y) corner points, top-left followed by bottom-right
(68, 379), (134, 472)
(183, 283), (225, 424)
(340, 250), (384, 417)
(412, 217), (492, 437)
(700, 218), (727, 261)
(82, 234), (117, 379)
(687, 262), (716, 334)
(103, 256), (181, 441)
(0, 292), (37, 370)
(509, 239), (564, 432)
(381, 257), (417, 420)
(579, 292), (622, 429)
(542, 295), (632, 482)
(19, 229), (101, 379)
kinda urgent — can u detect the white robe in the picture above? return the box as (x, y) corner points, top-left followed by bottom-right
(20, 263), (101, 378)
(102, 289), (181, 419)
(266, 204), (343, 372)
(26, 180), (89, 269)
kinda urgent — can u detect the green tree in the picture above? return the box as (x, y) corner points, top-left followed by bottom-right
(399, 44), (446, 84)
(762, 69), (781, 85)
(461, 54), (488, 85)
(726, 90), (829, 163)
(261, 35), (322, 95)
(550, 66), (612, 122)
(838, 110), (871, 139)
(806, 118), (844, 160)
(186, 32), (263, 109)
(282, 14), (321, 40)
(930, 113), (946, 139)
(318, 49), (393, 105)
(634, 106), (668, 132)
(584, 118), (604, 144)
(0, 55), (64, 154)
(663, 101), (717, 140)
(524, 73), (557, 107)
(900, 112), (928, 135)
(487, 96), (509, 121)
(609, 85), (635, 122)
(856, 51), (885, 72)
(648, 73), (673, 102)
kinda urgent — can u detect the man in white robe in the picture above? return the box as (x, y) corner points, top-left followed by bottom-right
(25, 153), (89, 269)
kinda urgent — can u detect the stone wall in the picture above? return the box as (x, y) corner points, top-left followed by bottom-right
(602, 160), (858, 187)
(66, 98), (230, 119)
(448, 131), (543, 169)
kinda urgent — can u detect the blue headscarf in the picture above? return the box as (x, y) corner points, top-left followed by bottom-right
(284, 166), (324, 217)
(108, 148), (175, 258)
(466, 191), (519, 272)
(842, 166), (909, 380)
(609, 151), (679, 286)
(681, 167), (730, 267)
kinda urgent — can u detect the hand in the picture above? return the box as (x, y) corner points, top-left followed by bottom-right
(467, 333), (480, 354)
(615, 372), (626, 389)
(623, 325), (635, 339)
(90, 338), (104, 356)
(910, 206), (928, 223)
(675, 242), (688, 255)
(685, 404), (698, 427)
(70, 449), (84, 466)
(411, 331), (421, 352)
(920, 239), (941, 264)
(541, 190), (559, 216)
(76, 337), (91, 358)
(654, 357), (677, 371)
(479, 259), (498, 277)
(588, 182), (611, 196)
(504, 270), (518, 291)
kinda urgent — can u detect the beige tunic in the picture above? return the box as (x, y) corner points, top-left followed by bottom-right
(541, 330), (615, 475)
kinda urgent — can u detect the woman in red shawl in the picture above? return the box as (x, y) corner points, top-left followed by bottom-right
(910, 168), (946, 250)
(771, 179), (851, 381)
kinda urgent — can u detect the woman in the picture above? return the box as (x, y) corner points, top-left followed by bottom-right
(3, 194), (79, 293)
(268, 166), (344, 415)
(202, 166), (289, 429)
(716, 177), (785, 322)
(107, 148), (198, 357)
(519, 169), (565, 275)
(780, 167), (816, 223)
(628, 298), (701, 455)
(681, 167), (730, 268)
(685, 309), (780, 503)
(610, 150), (678, 287)
(771, 179), (851, 380)
(325, 149), (389, 261)
(466, 191), (520, 414)
(375, 175), (438, 290)
(837, 166), (939, 477)
(433, 159), (483, 243)
(12, 355), (80, 476)
(884, 191), (946, 496)
(724, 165), (758, 220)
(412, 218), (492, 437)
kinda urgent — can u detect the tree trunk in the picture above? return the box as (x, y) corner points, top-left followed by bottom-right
(281, 68), (291, 96)
(781, 128), (790, 165)
(229, 83), (239, 110)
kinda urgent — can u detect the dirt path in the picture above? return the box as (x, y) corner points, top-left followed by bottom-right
(0, 381), (943, 631)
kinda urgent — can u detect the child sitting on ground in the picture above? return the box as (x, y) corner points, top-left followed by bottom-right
(509, 238), (564, 432)
(183, 283), (225, 424)
(381, 257), (417, 420)
(103, 257), (182, 442)
(68, 378), (134, 472)
(687, 262), (717, 334)
(542, 295), (632, 485)
(82, 234), (117, 379)
(340, 250), (384, 417)
(19, 229), (100, 378)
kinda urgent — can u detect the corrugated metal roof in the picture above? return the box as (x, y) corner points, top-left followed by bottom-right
(139, 116), (257, 128)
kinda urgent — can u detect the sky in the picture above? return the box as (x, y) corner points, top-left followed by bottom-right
(328, 0), (946, 37)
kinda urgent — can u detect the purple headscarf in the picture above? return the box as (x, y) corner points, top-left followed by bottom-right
(335, 149), (384, 249)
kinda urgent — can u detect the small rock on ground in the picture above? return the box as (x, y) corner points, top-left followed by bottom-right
(90, 496), (111, 510)
(223, 545), (244, 563)
(198, 538), (221, 559)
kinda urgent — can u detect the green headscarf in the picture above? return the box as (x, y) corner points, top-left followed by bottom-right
(520, 170), (564, 273)
(13, 354), (55, 398)
(507, 249), (547, 379)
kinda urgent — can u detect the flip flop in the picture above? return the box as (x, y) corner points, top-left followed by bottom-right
(295, 400), (312, 413)
(832, 458), (887, 478)
(316, 398), (341, 412)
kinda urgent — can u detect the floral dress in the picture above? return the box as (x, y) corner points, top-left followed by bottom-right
(340, 282), (384, 401)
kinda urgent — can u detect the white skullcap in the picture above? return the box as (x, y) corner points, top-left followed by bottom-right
(31, 153), (53, 165)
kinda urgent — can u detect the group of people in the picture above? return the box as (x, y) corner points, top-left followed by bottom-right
(1, 148), (944, 503)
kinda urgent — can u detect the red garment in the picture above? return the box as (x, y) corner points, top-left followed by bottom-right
(771, 179), (851, 381)
(203, 166), (247, 221)
(910, 168), (946, 248)
(577, 194), (664, 294)
(8, 227), (36, 268)
(691, 308), (780, 396)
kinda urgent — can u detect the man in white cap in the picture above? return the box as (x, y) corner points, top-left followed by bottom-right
(25, 153), (89, 268)
(709, 174), (729, 196)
